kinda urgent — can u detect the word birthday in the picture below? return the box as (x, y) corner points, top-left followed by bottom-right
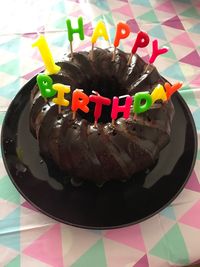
(32, 17), (169, 75)
(37, 74), (182, 125)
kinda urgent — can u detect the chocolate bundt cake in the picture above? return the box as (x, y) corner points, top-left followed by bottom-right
(30, 48), (174, 185)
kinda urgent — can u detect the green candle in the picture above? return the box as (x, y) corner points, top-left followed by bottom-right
(133, 92), (152, 114)
(66, 17), (84, 42)
(36, 74), (57, 98)
(66, 17), (84, 58)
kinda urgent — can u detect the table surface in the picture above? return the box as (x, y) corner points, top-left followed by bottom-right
(0, 0), (200, 266)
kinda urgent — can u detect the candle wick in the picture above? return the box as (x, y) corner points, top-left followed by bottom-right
(119, 94), (130, 99)
(92, 90), (100, 96)
(76, 88), (83, 92)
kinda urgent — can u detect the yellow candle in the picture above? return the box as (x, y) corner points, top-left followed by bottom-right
(151, 84), (167, 104)
(32, 35), (61, 75)
(91, 21), (109, 44)
(52, 83), (71, 107)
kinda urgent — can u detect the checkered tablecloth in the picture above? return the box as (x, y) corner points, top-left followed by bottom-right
(0, 0), (200, 266)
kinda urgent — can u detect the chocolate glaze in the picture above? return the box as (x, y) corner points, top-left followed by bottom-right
(29, 48), (174, 184)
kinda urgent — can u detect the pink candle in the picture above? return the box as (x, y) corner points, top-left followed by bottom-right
(128, 31), (150, 65)
(131, 31), (150, 54)
(89, 93), (111, 127)
(149, 39), (169, 64)
(111, 95), (132, 125)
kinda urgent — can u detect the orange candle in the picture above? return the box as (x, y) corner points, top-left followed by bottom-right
(164, 82), (183, 100)
(113, 22), (130, 61)
(71, 89), (90, 119)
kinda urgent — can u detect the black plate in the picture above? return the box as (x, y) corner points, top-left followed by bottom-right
(1, 76), (197, 229)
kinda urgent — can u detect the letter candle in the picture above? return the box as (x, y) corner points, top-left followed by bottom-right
(71, 89), (90, 119)
(89, 91), (111, 128)
(90, 21), (109, 60)
(149, 39), (169, 65)
(112, 22), (130, 61)
(111, 95), (133, 126)
(52, 84), (71, 113)
(128, 31), (150, 65)
(66, 17), (85, 58)
(164, 82), (183, 100)
(32, 35), (61, 75)
(36, 74), (57, 102)
(133, 92), (152, 114)
(151, 84), (167, 104)
(36, 76), (182, 120)
(144, 39), (169, 73)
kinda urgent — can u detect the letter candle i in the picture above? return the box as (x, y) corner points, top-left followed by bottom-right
(52, 84), (71, 114)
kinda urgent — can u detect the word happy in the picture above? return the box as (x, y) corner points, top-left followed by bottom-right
(32, 17), (169, 76)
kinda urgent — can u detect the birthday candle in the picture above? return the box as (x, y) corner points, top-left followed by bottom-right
(164, 82), (183, 100)
(32, 35), (61, 75)
(133, 92), (152, 114)
(89, 92), (111, 127)
(52, 83), (71, 113)
(112, 22), (130, 61)
(128, 31), (150, 65)
(151, 84), (167, 104)
(66, 17), (84, 58)
(71, 89), (90, 119)
(36, 74), (57, 99)
(90, 21), (109, 60)
(149, 39), (168, 64)
(111, 95), (132, 126)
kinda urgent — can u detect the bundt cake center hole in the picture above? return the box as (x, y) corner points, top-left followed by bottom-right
(76, 79), (128, 123)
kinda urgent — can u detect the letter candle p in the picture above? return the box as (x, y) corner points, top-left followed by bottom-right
(112, 22), (130, 61)
(128, 31), (150, 65)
